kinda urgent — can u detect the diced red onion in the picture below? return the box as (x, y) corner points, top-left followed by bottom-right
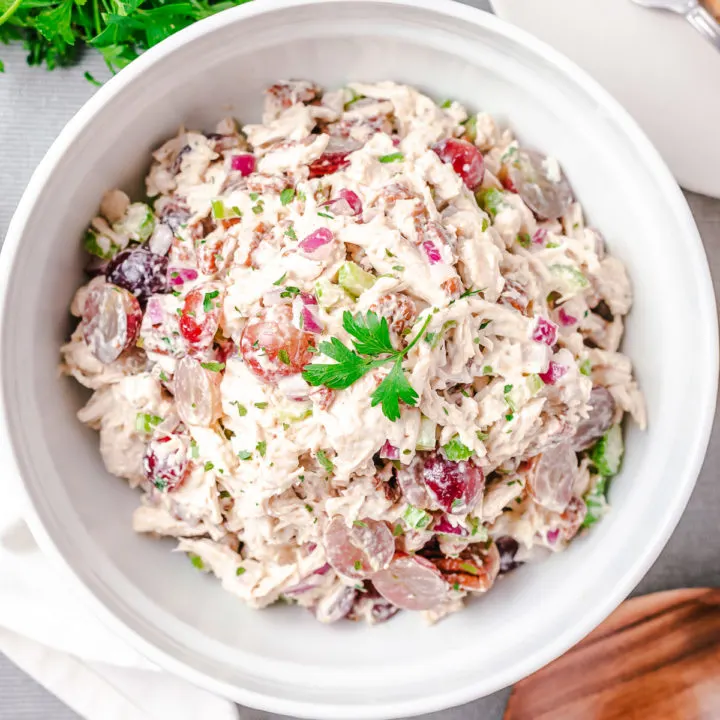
(299, 227), (334, 258)
(300, 292), (318, 306)
(532, 317), (558, 346)
(558, 307), (577, 326)
(146, 297), (164, 325)
(313, 563), (331, 576)
(422, 240), (442, 265)
(547, 528), (560, 545)
(532, 228), (547, 246)
(283, 563), (332, 596)
(539, 361), (568, 385)
(168, 267), (199, 287)
(392, 137), (401, 147)
(292, 295), (323, 334)
(379, 440), (399, 460)
(434, 515), (469, 537)
(231, 153), (256, 176)
(326, 189), (363, 217)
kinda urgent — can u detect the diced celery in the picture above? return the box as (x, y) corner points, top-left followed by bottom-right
(83, 228), (120, 260)
(277, 403), (313, 423)
(590, 424), (624, 477)
(549, 264), (589, 296)
(315, 277), (348, 308)
(337, 261), (375, 298)
(114, 202), (155, 242)
(416, 415), (437, 451)
(581, 477), (609, 529)
(403, 505), (432, 530)
(462, 115), (478, 143)
(475, 187), (505, 218)
(526, 374), (544, 396)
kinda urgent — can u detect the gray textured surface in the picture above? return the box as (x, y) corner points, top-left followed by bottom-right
(1, 0), (719, 717)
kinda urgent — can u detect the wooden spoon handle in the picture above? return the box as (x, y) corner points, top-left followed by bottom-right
(505, 588), (720, 720)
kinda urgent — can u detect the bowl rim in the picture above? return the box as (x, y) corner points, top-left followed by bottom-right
(0, 0), (717, 717)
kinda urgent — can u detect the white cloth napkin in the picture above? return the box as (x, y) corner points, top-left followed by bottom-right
(0, 491), (238, 720)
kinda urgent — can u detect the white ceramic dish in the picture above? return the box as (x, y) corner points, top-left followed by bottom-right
(490, 0), (720, 199)
(0, 1), (717, 717)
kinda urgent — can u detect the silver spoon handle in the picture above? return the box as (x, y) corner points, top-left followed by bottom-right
(685, 6), (720, 51)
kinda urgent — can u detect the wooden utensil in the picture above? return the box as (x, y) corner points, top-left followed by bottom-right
(505, 588), (720, 720)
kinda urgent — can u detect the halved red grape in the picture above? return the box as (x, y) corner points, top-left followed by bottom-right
(431, 543), (500, 593)
(143, 433), (190, 492)
(240, 304), (314, 383)
(422, 452), (484, 514)
(174, 355), (221, 427)
(308, 136), (360, 178)
(373, 553), (448, 611)
(106, 248), (168, 304)
(526, 442), (577, 513)
(82, 283), (142, 364)
(507, 149), (573, 219)
(314, 584), (357, 624)
(324, 516), (394, 580)
(432, 138), (485, 189)
(179, 285), (224, 349)
(572, 386), (616, 451)
(496, 536), (522, 574)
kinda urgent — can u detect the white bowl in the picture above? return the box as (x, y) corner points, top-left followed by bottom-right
(0, 0), (717, 717)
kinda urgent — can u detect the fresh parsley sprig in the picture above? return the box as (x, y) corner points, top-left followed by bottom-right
(302, 310), (432, 422)
(0, 0), (253, 75)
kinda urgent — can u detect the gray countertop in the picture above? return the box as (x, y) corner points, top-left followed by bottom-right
(1, 1), (719, 717)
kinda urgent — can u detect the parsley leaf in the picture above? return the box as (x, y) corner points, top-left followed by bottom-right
(301, 338), (374, 389)
(343, 310), (395, 356)
(316, 450), (334, 473)
(371, 358), (418, 423)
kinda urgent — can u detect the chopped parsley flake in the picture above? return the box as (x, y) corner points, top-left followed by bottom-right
(190, 439), (199, 459)
(516, 232), (531, 248)
(219, 490), (231, 498)
(480, 319), (491, 330)
(353, 520), (368, 528)
(453, 582), (460, 591)
(238, 450), (252, 460)
(203, 461), (214, 472)
(317, 211), (334, 219)
(200, 361), (225, 372)
(354, 560), (362, 571)
(189, 554), (204, 570)
(579, 359), (592, 376)
(230, 401), (247, 417)
(392, 265), (405, 272)
(236, 566), (246, 576)
(280, 188), (295, 205)
(279, 286), (300, 298)
(503, 384), (513, 394)
(316, 450), (334, 473)
(134, 413), (163, 434)
(482, 365), (493, 375)
(256, 441), (267, 457)
(442, 435), (473, 461)
(203, 290), (219, 313)
(393, 524), (404, 536)
(273, 272), (288, 286)
(278, 349), (290, 365)
(379, 152), (404, 163)
(285, 225), (298, 241)
(249, 192), (259, 201)
(254, 402), (268, 409)
(459, 562), (480, 575)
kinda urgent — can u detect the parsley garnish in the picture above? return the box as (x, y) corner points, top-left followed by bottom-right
(301, 310), (432, 421)
(403, 505), (432, 530)
(238, 450), (252, 460)
(203, 461), (214, 472)
(278, 349), (290, 365)
(378, 152), (404, 163)
(256, 440), (267, 457)
(280, 188), (295, 206)
(254, 402), (268, 409)
(353, 520), (368, 528)
(516, 232), (531, 248)
(459, 562), (480, 575)
(189, 554), (204, 570)
(393, 524), (404, 537)
(273, 272), (287, 286)
(317, 211), (334, 219)
(285, 225), (298, 241)
(190, 439), (199, 459)
(354, 560), (362, 571)
(236, 566), (246, 576)
(579, 359), (592, 376)
(316, 450), (334, 473)
(230, 401), (247, 417)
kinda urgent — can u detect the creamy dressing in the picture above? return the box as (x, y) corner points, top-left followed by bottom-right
(62, 81), (645, 624)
